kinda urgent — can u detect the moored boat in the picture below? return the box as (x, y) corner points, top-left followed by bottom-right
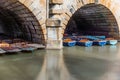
(77, 39), (93, 47)
(107, 40), (118, 45)
(1, 47), (21, 53)
(20, 46), (37, 52)
(95, 36), (106, 39)
(63, 39), (76, 47)
(15, 43), (37, 52)
(85, 36), (99, 40)
(27, 44), (45, 49)
(106, 38), (118, 45)
(2, 39), (13, 44)
(10, 41), (37, 52)
(93, 40), (107, 46)
(0, 48), (6, 54)
(0, 42), (21, 53)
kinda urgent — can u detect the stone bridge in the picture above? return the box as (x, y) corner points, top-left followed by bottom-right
(0, 0), (120, 49)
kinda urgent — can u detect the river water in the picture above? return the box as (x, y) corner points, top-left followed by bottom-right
(0, 43), (120, 80)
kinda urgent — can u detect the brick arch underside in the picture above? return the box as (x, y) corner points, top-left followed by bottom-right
(0, 0), (45, 44)
(65, 3), (119, 38)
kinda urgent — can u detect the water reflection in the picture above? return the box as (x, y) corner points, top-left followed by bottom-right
(36, 43), (120, 80)
(109, 45), (117, 54)
(84, 47), (93, 53)
(36, 50), (77, 80)
(0, 43), (120, 80)
(98, 45), (120, 80)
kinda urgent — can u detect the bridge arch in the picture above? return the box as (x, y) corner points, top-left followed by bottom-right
(0, 0), (46, 44)
(62, 0), (120, 39)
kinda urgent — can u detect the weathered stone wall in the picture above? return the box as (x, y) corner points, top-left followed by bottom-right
(19, 0), (47, 43)
(1, 0), (120, 49)
(46, 0), (120, 49)
(0, 0), (47, 44)
(46, 0), (63, 49)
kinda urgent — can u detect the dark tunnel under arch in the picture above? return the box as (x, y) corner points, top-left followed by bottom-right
(65, 3), (119, 39)
(0, 0), (45, 44)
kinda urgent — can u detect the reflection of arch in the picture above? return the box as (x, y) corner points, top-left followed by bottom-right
(36, 50), (77, 80)
(62, 0), (120, 39)
(98, 46), (120, 80)
(0, 0), (46, 44)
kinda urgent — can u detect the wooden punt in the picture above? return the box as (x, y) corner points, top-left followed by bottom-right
(11, 42), (37, 52)
(94, 36), (106, 39)
(63, 41), (76, 47)
(70, 36), (84, 41)
(93, 40), (107, 46)
(63, 38), (76, 47)
(0, 42), (21, 53)
(1, 47), (21, 53)
(107, 40), (117, 45)
(20, 46), (37, 52)
(0, 48), (6, 54)
(2, 39), (13, 44)
(27, 44), (45, 49)
(106, 38), (118, 45)
(85, 36), (99, 40)
(77, 39), (93, 47)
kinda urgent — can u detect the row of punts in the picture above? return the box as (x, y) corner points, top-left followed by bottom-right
(0, 39), (45, 54)
(63, 35), (118, 47)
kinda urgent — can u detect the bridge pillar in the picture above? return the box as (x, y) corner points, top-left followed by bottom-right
(46, 0), (63, 49)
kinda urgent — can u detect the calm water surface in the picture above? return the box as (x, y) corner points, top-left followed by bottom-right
(0, 43), (120, 80)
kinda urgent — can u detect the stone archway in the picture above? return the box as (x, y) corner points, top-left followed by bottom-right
(61, 0), (120, 40)
(0, 0), (47, 44)
(65, 3), (119, 38)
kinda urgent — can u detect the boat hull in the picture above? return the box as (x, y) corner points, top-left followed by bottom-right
(77, 41), (93, 47)
(107, 40), (117, 45)
(0, 48), (6, 54)
(93, 40), (107, 46)
(1, 47), (21, 53)
(27, 44), (45, 49)
(20, 47), (37, 52)
(63, 41), (76, 47)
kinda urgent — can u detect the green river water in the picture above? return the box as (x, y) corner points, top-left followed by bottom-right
(0, 43), (120, 80)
